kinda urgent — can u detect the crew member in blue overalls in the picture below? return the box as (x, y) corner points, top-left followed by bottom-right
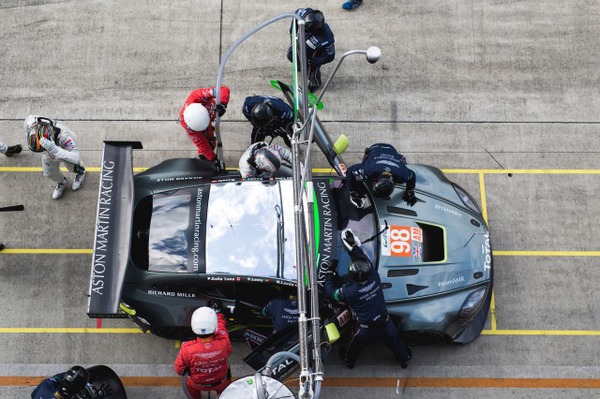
(322, 229), (412, 369)
(346, 143), (417, 208)
(242, 95), (294, 147)
(287, 8), (336, 92)
(262, 294), (300, 334)
(31, 366), (111, 399)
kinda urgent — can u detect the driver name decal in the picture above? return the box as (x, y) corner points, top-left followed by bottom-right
(147, 290), (196, 298)
(381, 225), (423, 257)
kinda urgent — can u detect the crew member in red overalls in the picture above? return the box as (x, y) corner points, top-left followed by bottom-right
(179, 86), (231, 167)
(174, 304), (232, 397)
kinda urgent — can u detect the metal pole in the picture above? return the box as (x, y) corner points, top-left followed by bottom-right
(212, 13), (301, 169)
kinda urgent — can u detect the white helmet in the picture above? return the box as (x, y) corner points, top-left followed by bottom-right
(183, 103), (210, 131)
(191, 306), (218, 335)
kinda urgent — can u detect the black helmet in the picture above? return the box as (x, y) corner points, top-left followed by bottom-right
(57, 366), (89, 398)
(348, 258), (371, 283)
(372, 172), (394, 198)
(304, 10), (324, 33)
(250, 102), (274, 128)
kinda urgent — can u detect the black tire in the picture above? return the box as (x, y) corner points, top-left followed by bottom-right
(400, 330), (450, 346)
(153, 326), (195, 341)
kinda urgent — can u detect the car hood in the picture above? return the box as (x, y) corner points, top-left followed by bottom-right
(375, 189), (492, 302)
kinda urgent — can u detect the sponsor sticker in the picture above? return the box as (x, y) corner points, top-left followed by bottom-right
(381, 225), (424, 257)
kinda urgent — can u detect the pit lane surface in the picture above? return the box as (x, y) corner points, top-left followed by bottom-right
(1, 1), (600, 398)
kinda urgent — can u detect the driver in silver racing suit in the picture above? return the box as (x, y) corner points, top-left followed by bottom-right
(24, 115), (86, 199)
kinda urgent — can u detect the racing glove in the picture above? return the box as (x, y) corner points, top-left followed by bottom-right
(211, 158), (223, 173)
(349, 191), (365, 209)
(209, 299), (223, 313)
(342, 228), (361, 251)
(40, 137), (57, 154)
(93, 382), (112, 398)
(320, 259), (338, 275)
(403, 189), (417, 207)
(216, 104), (227, 117)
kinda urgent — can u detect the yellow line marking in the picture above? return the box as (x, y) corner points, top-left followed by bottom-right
(443, 169), (600, 174)
(0, 249), (92, 254)
(481, 329), (600, 336)
(494, 250), (600, 256)
(478, 172), (488, 225)
(3, 167), (600, 174)
(490, 291), (497, 331)
(0, 326), (599, 336)
(0, 167), (147, 172)
(0, 328), (142, 334)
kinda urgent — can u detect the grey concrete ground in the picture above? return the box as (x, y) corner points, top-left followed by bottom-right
(1, 0), (600, 398)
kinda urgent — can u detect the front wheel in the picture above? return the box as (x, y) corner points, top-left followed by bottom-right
(399, 330), (450, 346)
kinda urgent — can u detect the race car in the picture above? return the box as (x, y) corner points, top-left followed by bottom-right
(88, 142), (493, 343)
(87, 102), (492, 348)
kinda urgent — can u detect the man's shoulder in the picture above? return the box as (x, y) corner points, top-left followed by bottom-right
(181, 339), (198, 348)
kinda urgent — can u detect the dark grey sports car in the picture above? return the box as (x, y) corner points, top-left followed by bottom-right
(87, 113), (492, 347)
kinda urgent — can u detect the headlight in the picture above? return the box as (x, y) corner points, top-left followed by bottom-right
(453, 183), (481, 214)
(458, 287), (486, 318)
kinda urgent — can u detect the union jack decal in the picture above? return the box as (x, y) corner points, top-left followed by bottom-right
(412, 244), (422, 260)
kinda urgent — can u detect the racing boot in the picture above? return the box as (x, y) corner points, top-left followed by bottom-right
(0, 243), (4, 251)
(72, 171), (86, 191)
(338, 346), (354, 369)
(400, 346), (412, 369)
(342, 0), (363, 11)
(308, 77), (320, 93)
(4, 144), (22, 157)
(52, 177), (69, 200)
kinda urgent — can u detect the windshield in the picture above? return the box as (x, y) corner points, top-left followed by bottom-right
(205, 180), (296, 279)
(143, 178), (378, 277)
(145, 180), (296, 278)
(146, 187), (208, 273)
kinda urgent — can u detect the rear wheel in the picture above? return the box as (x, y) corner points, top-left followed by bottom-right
(153, 326), (195, 341)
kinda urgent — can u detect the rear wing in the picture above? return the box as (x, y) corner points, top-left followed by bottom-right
(87, 141), (142, 318)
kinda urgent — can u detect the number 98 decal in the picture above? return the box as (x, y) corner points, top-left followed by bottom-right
(381, 225), (423, 258)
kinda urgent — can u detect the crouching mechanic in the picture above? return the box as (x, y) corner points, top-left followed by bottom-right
(175, 302), (233, 397)
(242, 95), (294, 147)
(25, 115), (86, 200)
(31, 365), (111, 399)
(239, 142), (292, 178)
(322, 229), (412, 369)
(346, 142), (416, 208)
(262, 294), (300, 334)
(180, 86), (230, 169)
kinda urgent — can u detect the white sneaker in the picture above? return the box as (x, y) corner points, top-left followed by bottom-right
(72, 172), (86, 191)
(52, 177), (69, 200)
